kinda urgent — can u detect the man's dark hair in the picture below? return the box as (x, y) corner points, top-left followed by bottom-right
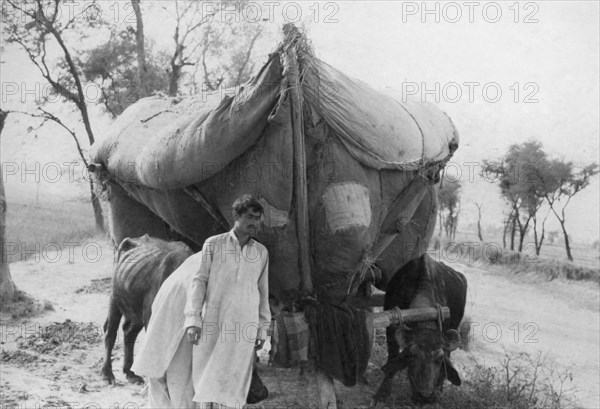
(232, 194), (264, 217)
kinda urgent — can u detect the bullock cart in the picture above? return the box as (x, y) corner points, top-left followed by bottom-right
(89, 25), (458, 408)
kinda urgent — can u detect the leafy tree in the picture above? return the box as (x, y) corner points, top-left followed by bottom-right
(484, 141), (598, 260)
(76, 26), (169, 116)
(483, 141), (553, 252)
(438, 180), (461, 239)
(541, 160), (599, 261)
(3, 0), (105, 232)
(79, 1), (270, 113)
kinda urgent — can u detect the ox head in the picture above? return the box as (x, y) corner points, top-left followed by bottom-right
(383, 328), (462, 404)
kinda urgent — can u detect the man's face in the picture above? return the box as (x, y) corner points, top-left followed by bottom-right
(234, 208), (262, 236)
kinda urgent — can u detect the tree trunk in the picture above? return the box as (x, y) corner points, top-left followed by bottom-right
(533, 215), (539, 255)
(78, 103), (105, 233)
(538, 209), (552, 255)
(0, 110), (17, 304)
(533, 214), (546, 256)
(89, 180), (104, 232)
(452, 215), (458, 240)
(49, 25), (105, 233)
(169, 63), (181, 96)
(131, 0), (147, 99)
(518, 216), (532, 253)
(518, 224), (525, 252)
(537, 227), (545, 256)
(476, 204), (484, 242)
(558, 220), (574, 262)
(502, 215), (509, 248)
(510, 215), (516, 251)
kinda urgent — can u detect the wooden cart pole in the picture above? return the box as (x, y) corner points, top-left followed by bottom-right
(286, 37), (313, 295)
(284, 28), (336, 408)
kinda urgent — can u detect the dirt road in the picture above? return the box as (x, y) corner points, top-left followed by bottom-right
(1, 242), (598, 408)
(454, 261), (600, 409)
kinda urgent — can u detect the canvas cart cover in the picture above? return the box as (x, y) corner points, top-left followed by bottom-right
(91, 42), (458, 303)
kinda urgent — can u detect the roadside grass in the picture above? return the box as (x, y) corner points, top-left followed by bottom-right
(432, 238), (600, 284)
(370, 324), (579, 409)
(436, 351), (579, 409)
(4, 200), (106, 264)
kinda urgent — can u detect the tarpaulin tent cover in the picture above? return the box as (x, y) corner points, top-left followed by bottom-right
(91, 45), (458, 303)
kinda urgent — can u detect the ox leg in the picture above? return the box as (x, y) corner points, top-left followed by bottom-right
(372, 373), (395, 407)
(371, 324), (402, 406)
(122, 318), (144, 384)
(101, 298), (121, 385)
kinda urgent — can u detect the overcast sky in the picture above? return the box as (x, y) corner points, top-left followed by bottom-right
(306, 1), (600, 241)
(2, 0), (599, 242)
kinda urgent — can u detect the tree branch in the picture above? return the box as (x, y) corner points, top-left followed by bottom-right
(6, 109), (88, 167)
(235, 25), (263, 85)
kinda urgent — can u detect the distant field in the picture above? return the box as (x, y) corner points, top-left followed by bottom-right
(4, 191), (599, 271)
(4, 199), (107, 264)
(451, 230), (600, 269)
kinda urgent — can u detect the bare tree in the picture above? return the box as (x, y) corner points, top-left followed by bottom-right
(3, 0), (105, 232)
(164, 1), (219, 96)
(159, 1), (269, 96)
(199, 19), (265, 91)
(0, 110), (17, 304)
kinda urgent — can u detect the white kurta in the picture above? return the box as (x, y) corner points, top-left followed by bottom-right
(183, 231), (271, 408)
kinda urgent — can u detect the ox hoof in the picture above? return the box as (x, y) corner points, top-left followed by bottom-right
(101, 373), (116, 385)
(126, 373), (145, 385)
(369, 397), (389, 408)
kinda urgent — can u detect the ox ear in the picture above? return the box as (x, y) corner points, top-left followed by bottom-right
(117, 237), (138, 261)
(444, 357), (461, 386)
(444, 329), (461, 352)
(381, 349), (408, 375)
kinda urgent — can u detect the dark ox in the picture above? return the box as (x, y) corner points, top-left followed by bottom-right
(100, 235), (269, 404)
(101, 235), (194, 384)
(374, 254), (467, 405)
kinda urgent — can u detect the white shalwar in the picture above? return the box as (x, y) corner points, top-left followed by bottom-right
(184, 231), (271, 408)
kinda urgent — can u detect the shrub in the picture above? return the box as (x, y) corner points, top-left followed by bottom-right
(437, 351), (579, 409)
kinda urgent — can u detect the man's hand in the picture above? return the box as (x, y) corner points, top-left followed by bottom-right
(254, 338), (265, 350)
(186, 326), (202, 345)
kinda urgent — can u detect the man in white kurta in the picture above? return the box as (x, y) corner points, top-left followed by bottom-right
(185, 196), (271, 408)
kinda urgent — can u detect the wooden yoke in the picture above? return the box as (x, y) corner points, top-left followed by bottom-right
(368, 306), (450, 329)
